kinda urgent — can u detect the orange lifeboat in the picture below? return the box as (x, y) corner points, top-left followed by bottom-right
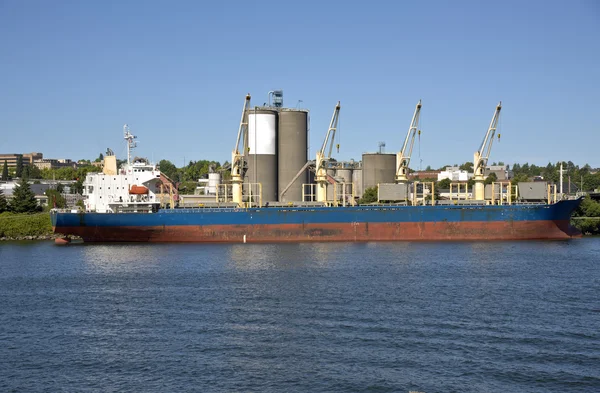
(129, 185), (149, 195)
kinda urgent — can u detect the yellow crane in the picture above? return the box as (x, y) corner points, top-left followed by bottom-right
(473, 102), (502, 200)
(231, 94), (251, 206)
(315, 101), (341, 202)
(395, 100), (422, 183)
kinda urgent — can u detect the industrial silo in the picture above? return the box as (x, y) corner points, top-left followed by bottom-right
(362, 153), (396, 192)
(336, 167), (354, 196)
(278, 109), (308, 202)
(352, 168), (363, 198)
(246, 109), (278, 203)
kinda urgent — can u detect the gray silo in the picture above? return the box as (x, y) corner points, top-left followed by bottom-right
(278, 109), (308, 202)
(336, 168), (354, 196)
(246, 109), (278, 203)
(362, 153), (396, 191)
(352, 168), (363, 198)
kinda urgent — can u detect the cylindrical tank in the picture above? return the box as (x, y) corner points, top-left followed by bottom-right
(207, 173), (221, 195)
(246, 109), (278, 203)
(352, 168), (363, 198)
(278, 109), (308, 202)
(362, 153), (396, 192)
(336, 168), (354, 196)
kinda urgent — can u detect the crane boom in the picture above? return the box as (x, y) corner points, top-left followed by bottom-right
(315, 101), (341, 202)
(319, 101), (341, 160)
(231, 94), (252, 206)
(395, 100), (422, 183)
(473, 102), (502, 200)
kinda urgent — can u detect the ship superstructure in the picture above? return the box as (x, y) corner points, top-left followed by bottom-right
(83, 126), (162, 213)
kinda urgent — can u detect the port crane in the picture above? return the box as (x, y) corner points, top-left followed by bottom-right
(395, 100), (422, 183)
(315, 101), (341, 202)
(231, 94), (252, 206)
(473, 102), (502, 200)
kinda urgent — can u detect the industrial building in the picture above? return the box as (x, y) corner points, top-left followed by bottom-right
(0, 152), (43, 168)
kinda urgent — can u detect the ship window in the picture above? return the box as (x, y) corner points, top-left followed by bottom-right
(99, 187), (102, 189)
(108, 187), (110, 189)
(114, 178), (116, 180)
(88, 186), (93, 193)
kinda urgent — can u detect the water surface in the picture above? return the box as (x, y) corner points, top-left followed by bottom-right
(1, 239), (599, 392)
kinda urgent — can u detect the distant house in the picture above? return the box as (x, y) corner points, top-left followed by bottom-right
(438, 167), (472, 182)
(408, 170), (442, 180)
(485, 165), (513, 180)
(0, 182), (51, 206)
(33, 158), (78, 170)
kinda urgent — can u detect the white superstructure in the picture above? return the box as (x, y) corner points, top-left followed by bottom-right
(83, 160), (161, 213)
(83, 127), (162, 213)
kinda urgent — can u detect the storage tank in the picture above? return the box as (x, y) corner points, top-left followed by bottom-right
(352, 168), (363, 198)
(362, 153), (396, 192)
(278, 109), (308, 202)
(336, 168), (354, 196)
(246, 109), (278, 203)
(207, 173), (221, 195)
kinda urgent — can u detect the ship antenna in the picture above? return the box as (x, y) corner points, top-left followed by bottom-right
(123, 124), (137, 166)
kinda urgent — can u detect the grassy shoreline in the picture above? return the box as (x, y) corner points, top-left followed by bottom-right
(0, 212), (56, 240)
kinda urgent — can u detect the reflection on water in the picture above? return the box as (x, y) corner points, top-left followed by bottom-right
(81, 244), (164, 273)
(228, 242), (360, 270)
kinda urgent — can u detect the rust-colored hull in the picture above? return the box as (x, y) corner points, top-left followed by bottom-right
(54, 220), (577, 243)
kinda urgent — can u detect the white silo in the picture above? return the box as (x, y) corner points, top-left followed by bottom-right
(245, 109), (278, 203)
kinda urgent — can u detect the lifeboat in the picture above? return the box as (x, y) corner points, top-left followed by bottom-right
(129, 185), (149, 195)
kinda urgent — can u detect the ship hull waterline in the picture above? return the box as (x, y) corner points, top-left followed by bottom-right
(51, 199), (582, 243)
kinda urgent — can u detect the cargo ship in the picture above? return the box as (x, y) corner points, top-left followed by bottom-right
(51, 97), (583, 243)
(52, 199), (582, 243)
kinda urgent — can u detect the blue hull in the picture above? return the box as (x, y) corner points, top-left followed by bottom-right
(51, 199), (582, 243)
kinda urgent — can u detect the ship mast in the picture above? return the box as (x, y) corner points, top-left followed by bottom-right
(123, 124), (137, 166)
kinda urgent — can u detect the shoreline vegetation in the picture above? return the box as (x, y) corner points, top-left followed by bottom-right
(1, 200), (599, 241)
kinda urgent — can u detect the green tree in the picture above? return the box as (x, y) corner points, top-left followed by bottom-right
(27, 165), (42, 179)
(45, 189), (66, 208)
(158, 159), (178, 180)
(21, 165), (30, 180)
(9, 179), (40, 213)
(358, 187), (378, 204)
(0, 188), (8, 212)
(95, 153), (104, 163)
(437, 178), (451, 189)
(72, 178), (84, 194)
(15, 155), (23, 178)
(512, 173), (529, 183)
(1, 160), (8, 181)
(459, 162), (473, 172)
(56, 183), (65, 193)
(484, 172), (498, 185)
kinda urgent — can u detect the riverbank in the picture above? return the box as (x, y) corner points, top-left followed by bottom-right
(0, 212), (54, 240)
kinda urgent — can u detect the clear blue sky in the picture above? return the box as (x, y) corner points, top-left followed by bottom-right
(1, 0), (599, 169)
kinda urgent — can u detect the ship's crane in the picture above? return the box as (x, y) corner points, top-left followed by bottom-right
(395, 100), (422, 183)
(231, 94), (252, 206)
(473, 102), (502, 200)
(315, 101), (341, 202)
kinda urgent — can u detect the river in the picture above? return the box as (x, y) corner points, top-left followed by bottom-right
(1, 239), (599, 392)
